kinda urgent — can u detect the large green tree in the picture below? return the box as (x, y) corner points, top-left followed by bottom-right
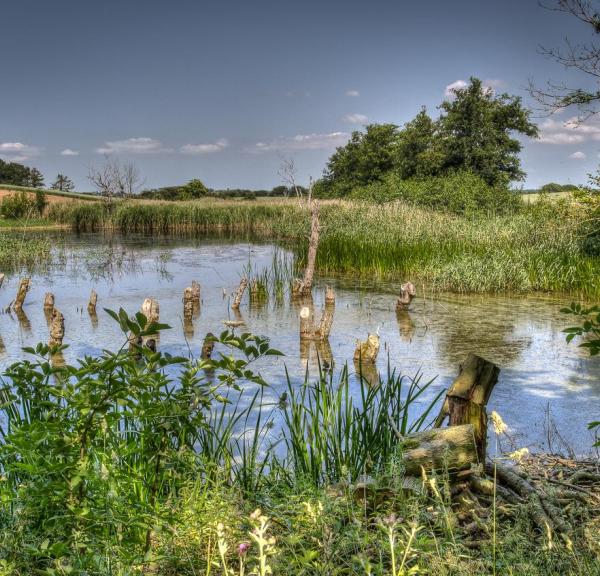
(321, 124), (400, 197)
(438, 78), (538, 186)
(51, 173), (75, 192)
(0, 159), (34, 186)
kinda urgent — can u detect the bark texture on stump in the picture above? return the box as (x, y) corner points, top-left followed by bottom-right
(43, 292), (55, 311)
(191, 281), (201, 302)
(299, 288), (335, 340)
(401, 424), (478, 476)
(232, 277), (248, 310)
(0, 273), (4, 288)
(434, 354), (500, 462)
(88, 290), (98, 314)
(396, 281), (416, 311)
(13, 278), (30, 311)
(141, 298), (160, 324)
(183, 287), (194, 319)
(49, 308), (65, 347)
(353, 333), (380, 363)
(201, 332), (215, 360)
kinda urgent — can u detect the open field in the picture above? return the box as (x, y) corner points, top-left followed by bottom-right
(0, 184), (98, 202)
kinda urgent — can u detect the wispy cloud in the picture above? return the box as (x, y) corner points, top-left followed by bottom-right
(250, 132), (349, 153)
(180, 138), (229, 155)
(444, 78), (502, 99)
(60, 148), (79, 156)
(96, 137), (171, 155)
(569, 151), (586, 160)
(342, 113), (368, 124)
(346, 90), (360, 97)
(0, 142), (41, 162)
(538, 116), (600, 145)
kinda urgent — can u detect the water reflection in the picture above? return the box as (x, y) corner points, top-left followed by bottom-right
(0, 232), (598, 453)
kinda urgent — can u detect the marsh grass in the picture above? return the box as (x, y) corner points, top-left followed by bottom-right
(0, 233), (51, 271)
(47, 196), (600, 295)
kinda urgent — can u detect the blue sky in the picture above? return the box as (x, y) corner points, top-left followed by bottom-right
(1, 0), (599, 190)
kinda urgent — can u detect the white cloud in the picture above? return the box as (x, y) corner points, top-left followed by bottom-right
(0, 142), (41, 162)
(342, 113), (368, 124)
(444, 80), (468, 98)
(346, 90), (360, 97)
(569, 151), (586, 160)
(444, 78), (501, 99)
(538, 116), (600, 145)
(96, 137), (171, 155)
(60, 148), (79, 156)
(180, 138), (229, 155)
(250, 132), (349, 153)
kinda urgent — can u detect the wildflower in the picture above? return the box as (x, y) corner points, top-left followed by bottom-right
(490, 411), (507, 435)
(238, 542), (250, 555)
(507, 447), (529, 463)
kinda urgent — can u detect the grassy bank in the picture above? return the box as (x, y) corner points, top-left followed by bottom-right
(47, 196), (600, 296)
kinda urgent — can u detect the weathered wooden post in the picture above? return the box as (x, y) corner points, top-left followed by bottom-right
(353, 333), (380, 364)
(191, 280), (201, 303)
(49, 308), (65, 347)
(183, 287), (194, 319)
(43, 292), (55, 312)
(434, 353), (500, 462)
(299, 305), (315, 339)
(88, 290), (98, 314)
(292, 200), (320, 298)
(396, 281), (416, 311)
(141, 298), (160, 325)
(0, 273), (5, 289)
(231, 277), (248, 310)
(13, 278), (30, 311)
(201, 332), (215, 360)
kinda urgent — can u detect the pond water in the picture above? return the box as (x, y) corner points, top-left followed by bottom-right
(0, 233), (599, 454)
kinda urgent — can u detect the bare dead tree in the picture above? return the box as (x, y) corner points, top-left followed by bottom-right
(278, 156), (304, 206)
(529, 0), (600, 118)
(88, 156), (144, 205)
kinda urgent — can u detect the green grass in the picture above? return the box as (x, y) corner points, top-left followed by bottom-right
(0, 233), (52, 270)
(47, 196), (600, 296)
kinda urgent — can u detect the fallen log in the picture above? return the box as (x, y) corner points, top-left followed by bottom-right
(435, 354), (500, 461)
(401, 424), (478, 476)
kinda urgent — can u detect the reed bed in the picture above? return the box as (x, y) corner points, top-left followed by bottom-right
(47, 197), (600, 295)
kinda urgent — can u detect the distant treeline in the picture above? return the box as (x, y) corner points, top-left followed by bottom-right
(0, 159), (44, 188)
(139, 183), (307, 201)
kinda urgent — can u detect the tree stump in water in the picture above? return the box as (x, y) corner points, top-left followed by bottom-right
(292, 201), (320, 298)
(88, 290), (98, 314)
(43, 292), (55, 312)
(353, 333), (380, 364)
(183, 287), (194, 320)
(0, 273), (4, 289)
(49, 308), (65, 347)
(232, 277), (248, 310)
(13, 278), (30, 311)
(191, 281), (201, 303)
(434, 354), (500, 462)
(141, 298), (160, 325)
(298, 288), (335, 340)
(396, 281), (416, 311)
(201, 332), (215, 360)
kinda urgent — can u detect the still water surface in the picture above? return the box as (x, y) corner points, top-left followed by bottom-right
(0, 233), (598, 454)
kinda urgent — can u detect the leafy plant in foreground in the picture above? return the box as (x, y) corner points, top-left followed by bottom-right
(0, 309), (281, 574)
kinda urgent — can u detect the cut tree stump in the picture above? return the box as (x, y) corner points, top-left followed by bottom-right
(13, 278), (30, 311)
(396, 281), (416, 311)
(183, 287), (194, 320)
(353, 333), (380, 363)
(43, 292), (55, 312)
(232, 277), (248, 310)
(298, 288), (335, 340)
(201, 332), (215, 360)
(0, 273), (4, 288)
(49, 308), (65, 347)
(435, 354), (500, 461)
(141, 298), (160, 324)
(88, 290), (97, 314)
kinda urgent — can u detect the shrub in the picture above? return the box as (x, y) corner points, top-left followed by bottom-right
(0, 191), (36, 219)
(350, 170), (522, 215)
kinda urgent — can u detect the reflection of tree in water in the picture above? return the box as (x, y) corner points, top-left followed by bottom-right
(15, 309), (32, 335)
(429, 299), (532, 368)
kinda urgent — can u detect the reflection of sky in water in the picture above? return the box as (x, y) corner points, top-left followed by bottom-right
(1, 233), (599, 454)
